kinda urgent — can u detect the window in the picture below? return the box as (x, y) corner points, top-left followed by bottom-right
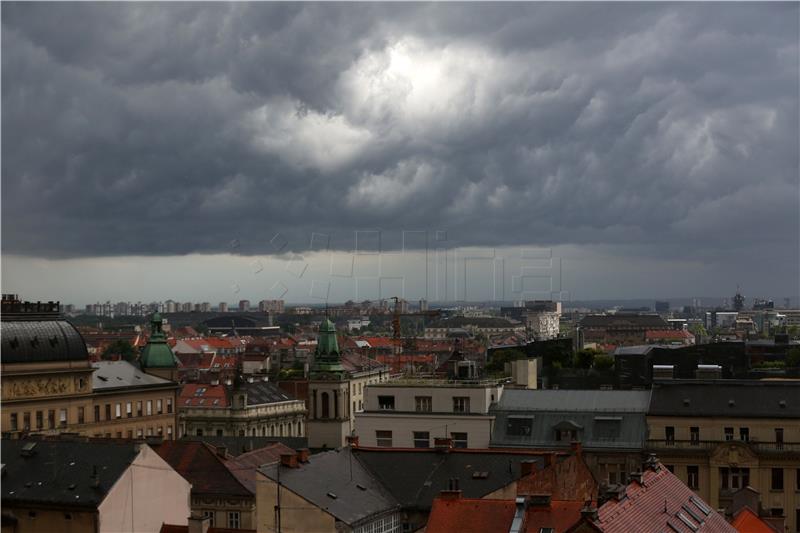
(772, 468), (784, 491)
(137, 401), (143, 417)
(196, 428), (203, 436)
(376, 430), (392, 447)
(167, 398), (173, 414)
(665, 465), (675, 473)
(690, 427), (700, 445)
(321, 392), (330, 419)
(136, 429), (143, 438)
(77, 407), (85, 425)
(167, 426), (173, 439)
(94, 406), (100, 422)
(413, 431), (430, 448)
(202, 511), (215, 527)
(378, 396), (396, 410)
(687, 466), (699, 490)
(59, 409), (67, 427)
(415, 396), (432, 412)
(556, 429), (578, 442)
(115, 403), (122, 419)
(776, 428), (784, 450)
(453, 397), (470, 413)
(48, 410), (55, 429)
(452, 432), (468, 448)
(157, 399), (163, 415)
(720, 467), (750, 490)
(146, 400), (153, 416)
(217, 429), (224, 436)
(158, 426), (163, 436)
(23, 412), (31, 431)
(10, 413), (18, 431)
(105, 404), (111, 420)
(797, 469), (800, 491)
(740, 427), (750, 442)
(126, 402), (132, 418)
(35, 411), (43, 430)
(507, 417), (533, 436)
(127, 430), (133, 439)
(770, 508), (783, 517)
(724, 427), (734, 441)
(147, 427), (153, 436)
(665, 426), (675, 444)
(116, 431), (122, 438)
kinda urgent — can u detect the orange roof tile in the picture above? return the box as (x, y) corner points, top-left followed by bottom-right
(425, 497), (516, 533)
(730, 507), (776, 533)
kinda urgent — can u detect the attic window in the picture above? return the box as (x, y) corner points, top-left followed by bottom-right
(327, 492), (338, 499)
(779, 400), (786, 408)
(356, 484), (367, 491)
(728, 399), (735, 407)
(471, 471), (489, 479)
(690, 496), (711, 515)
(682, 399), (690, 406)
(98, 376), (108, 382)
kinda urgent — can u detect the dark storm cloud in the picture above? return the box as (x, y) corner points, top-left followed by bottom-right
(2, 2), (798, 260)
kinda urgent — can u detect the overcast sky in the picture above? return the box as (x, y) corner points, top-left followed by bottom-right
(2, 2), (798, 305)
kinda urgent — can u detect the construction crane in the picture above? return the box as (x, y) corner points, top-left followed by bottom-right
(389, 296), (441, 343)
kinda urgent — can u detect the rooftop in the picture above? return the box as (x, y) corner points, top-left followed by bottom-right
(649, 380), (800, 419)
(495, 389), (652, 413)
(153, 440), (251, 497)
(1, 319), (89, 363)
(92, 360), (176, 390)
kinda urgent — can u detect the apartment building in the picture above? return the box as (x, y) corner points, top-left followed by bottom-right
(646, 380), (800, 532)
(354, 379), (503, 448)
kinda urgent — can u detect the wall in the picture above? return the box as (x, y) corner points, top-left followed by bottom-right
(355, 412), (495, 448)
(98, 444), (191, 533)
(0, 507), (96, 533)
(255, 472), (336, 533)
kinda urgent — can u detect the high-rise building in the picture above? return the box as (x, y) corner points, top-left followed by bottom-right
(655, 301), (670, 314)
(218, 302), (228, 313)
(239, 299), (250, 312)
(419, 299), (428, 312)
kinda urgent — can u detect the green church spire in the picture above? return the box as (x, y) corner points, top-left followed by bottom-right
(139, 312), (178, 369)
(312, 317), (344, 375)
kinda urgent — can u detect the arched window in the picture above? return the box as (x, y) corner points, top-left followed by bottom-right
(321, 392), (330, 419)
(270, 425), (275, 436)
(238, 429), (245, 437)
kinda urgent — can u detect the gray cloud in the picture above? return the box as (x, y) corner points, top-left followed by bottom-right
(2, 2), (798, 275)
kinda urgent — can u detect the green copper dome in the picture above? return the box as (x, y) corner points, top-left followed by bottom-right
(312, 317), (344, 375)
(139, 313), (178, 369)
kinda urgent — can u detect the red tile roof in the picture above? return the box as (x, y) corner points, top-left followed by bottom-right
(425, 497), (516, 533)
(180, 383), (230, 407)
(730, 507), (777, 533)
(594, 464), (735, 532)
(153, 441), (251, 497)
(517, 454), (598, 502)
(525, 500), (585, 532)
(645, 329), (694, 340)
(225, 442), (296, 493)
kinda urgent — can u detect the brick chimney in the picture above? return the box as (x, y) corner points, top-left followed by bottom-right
(297, 448), (310, 463)
(570, 440), (582, 456)
(580, 500), (598, 521)
(280, 453), (299, 468)
(520, 460), (537, 477)
(188, 514), (211, 533)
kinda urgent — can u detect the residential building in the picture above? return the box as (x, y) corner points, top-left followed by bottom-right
(646, 380), (800, 532)
(239, 300), (251, 312)
(578, 314), (669, 348)
(257, 299), (285, 314)
(425, 317), (526, 339)
(1, 298), (179, 441)
(490, 389), (651, 484)
(256, 447), (402, 533)
(179, 377), (306, 439)
(568, 457), (735, 532)
(354, 379), (503, 448)
(1, 439), (190, 533)
(502, 301), (562, 340)
(153, 440), (258, 530)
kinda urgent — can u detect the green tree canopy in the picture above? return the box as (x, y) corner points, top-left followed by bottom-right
(102, 339), (136, 362)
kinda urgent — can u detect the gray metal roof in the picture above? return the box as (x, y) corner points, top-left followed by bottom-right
(92, 361), (175, 390)
(491, 389), (650, 451)
(240, 380), (297, 406)
(496, 389), (652, 413)
(1, 440), (139, 507)
(649, 380), (800, 419)
(1, 320), (88, 363)
(260, 447), (399, 526)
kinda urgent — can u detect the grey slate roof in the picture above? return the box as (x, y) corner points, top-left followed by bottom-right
(240, 380), (297, 406)
(490, 389), (651, 451)
(649, 380), (800, 419)
(259, 447), (399, 526)
(1, 440), (139, 508)
(92, 361), (175, 390)
(496, 389), (652, 413)
(1, 320), (88, 363)
(352, 448), (545, 511)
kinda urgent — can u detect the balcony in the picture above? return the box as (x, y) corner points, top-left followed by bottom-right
(646, 439), (800, 456)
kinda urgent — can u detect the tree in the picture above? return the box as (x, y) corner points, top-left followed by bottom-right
(688, 322), (708, 338)
(574, 348), (601, 369)
(102, 340), (136, 362)
(594, 354), (615, 371)
(787, 347), (800, 368)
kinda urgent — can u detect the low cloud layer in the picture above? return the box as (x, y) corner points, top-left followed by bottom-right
(2, 3), (798, 271)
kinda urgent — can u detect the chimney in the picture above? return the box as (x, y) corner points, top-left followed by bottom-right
(570, 440), (582, 456)
(216, 446), (228, 459)
(629, 471), (643, 485)
(643, 453), (660, 473)
(297, 448), (310, 463)
(346, 435), (360, 447)
(580, 500), (598, 521)
(439, 478), (462, 500)
(90, 465), (100, 489)
(519, 460), (537, 477)
(187, 514), (211, 533)
(280, 453), (299, 468)
(434, 437), (453, 452)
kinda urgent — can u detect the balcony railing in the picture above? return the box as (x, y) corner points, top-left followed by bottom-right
(646, 439), (800, 454)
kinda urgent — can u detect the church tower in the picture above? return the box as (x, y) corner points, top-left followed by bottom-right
(306, 318), (351, 449)
(139, 313), (179, 382)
